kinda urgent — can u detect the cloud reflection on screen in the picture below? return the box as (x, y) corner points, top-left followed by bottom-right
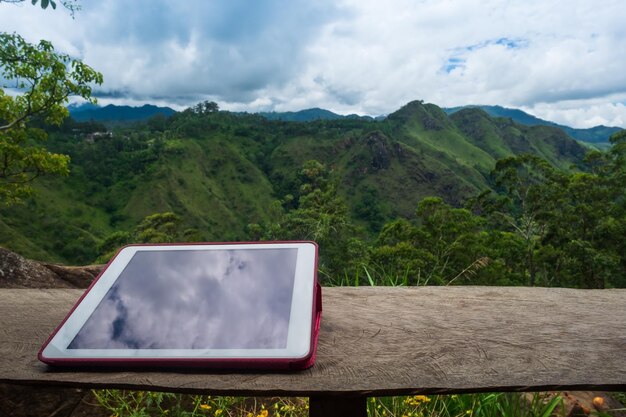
(68, 249), (297, 349)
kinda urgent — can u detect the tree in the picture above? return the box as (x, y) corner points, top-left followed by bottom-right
(489, 154), (565, 285)
(543, 130), (626, 288)
(370, 218), (433, 285)
(370, 188), (555, 287)
(414, 197), (487, 283)
(134, 212), (184, 243)
(607, 130), (626, 286)
(190, 100), (219, 115)
(0, 32), (102, 204)
(97, 212), (194, 263)
(607, 129), (626, 185)
(487, 149), (626, 288)
(250, 160), (366, 278)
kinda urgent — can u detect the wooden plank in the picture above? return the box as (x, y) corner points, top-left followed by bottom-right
(0, 287), (625, 396)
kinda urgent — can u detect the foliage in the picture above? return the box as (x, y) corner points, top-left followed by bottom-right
(472, 143), (626, 288)
(0, 104), (624, 288)
(0, 32), (102, 204)
(487, 154), (564, 285)
(369, 393), (564, 417)
(187, 100), (220, 115)
(93, 390), (308, 417)
(96, 212), (196, 262)
(249, 160), (367, 278)
(367, 198), (524, 286)
(91, 390), (578, 417)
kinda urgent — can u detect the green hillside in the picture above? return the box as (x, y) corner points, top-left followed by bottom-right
(0, 100), (589, 265)
(445, 104), (622, 149)
(450, 108), (586, 169)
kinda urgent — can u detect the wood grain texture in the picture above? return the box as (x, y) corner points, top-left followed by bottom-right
(0, 287), (624, 396)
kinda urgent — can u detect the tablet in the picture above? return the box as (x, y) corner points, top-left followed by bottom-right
(38, 241), (321, 370)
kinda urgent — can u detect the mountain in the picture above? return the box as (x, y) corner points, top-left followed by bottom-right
(69, 103), (176, 123)
(1, 100), (589, 265)
(262, 105), (621, 149)
(444, 105), (622, 149)
(258, 108), (375, 122)
(562, 124), (622, 146)
(449, 107), (585, 167)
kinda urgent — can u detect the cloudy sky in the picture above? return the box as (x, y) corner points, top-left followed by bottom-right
(1, 0), (625, 128)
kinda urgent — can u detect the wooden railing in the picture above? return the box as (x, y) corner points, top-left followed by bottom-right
(1, 287), (625, 417)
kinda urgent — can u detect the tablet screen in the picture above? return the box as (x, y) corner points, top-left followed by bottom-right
(68, 248), (297, 350)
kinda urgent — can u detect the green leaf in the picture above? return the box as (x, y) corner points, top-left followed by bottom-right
(0, 33), (102, 205)
(539, 395), (562, 417)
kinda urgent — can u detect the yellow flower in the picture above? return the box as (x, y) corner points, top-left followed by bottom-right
(593, 397), (605, 408)
(200, 404), (212, 411)
(215, 410), (223, 417)
(257, 410), (269, 417)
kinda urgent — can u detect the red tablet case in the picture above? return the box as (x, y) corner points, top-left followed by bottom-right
(38, 241), (322, 370)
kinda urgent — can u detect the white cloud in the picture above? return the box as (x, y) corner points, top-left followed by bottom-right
(524, 98), (626, 129)
(1, 0), (625, 127)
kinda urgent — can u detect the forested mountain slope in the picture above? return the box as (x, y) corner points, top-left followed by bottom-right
(445, 105), (622, 148)
(0, 100), (588, 265)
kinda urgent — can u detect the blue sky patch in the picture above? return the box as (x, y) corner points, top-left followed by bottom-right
(443, 37), (528, 73)
(462, 37), (528, 52)
(443, 57), (466, 73)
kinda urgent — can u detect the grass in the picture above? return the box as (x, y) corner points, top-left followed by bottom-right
(92, 391), (577, 417)
(119, 139), (277, 240)
(324, 264), (414, 287)
(0, 177), (114, 263)
(92, 391), (308, 417)
(368, 393), (564, 417)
